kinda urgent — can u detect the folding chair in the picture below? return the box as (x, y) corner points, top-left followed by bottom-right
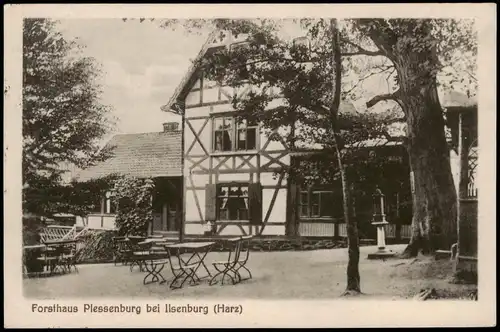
(166, 247), (204, 290)
(60, 242), (78, 273)
(233, 235), (253, 282)
(140, 237), (171, 285)
(209, 237), (243, 286)
(113, 237), (133, 266)
(37, 246), (63, 275)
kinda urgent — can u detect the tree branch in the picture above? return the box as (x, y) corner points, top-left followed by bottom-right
(345, 64), (395, 96)
(340, 38), (384, 57)
(384, 116), (406, 125)
(366, 90), (401, 108)
(465, 70), (477, 82)
(380, 129), (406, 143)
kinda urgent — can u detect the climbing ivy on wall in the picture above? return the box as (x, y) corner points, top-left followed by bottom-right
(113, 176), (155, 236)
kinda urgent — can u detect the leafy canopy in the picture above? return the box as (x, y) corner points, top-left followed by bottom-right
(22, 18), (116, 215)
(23, 18), (115, 188)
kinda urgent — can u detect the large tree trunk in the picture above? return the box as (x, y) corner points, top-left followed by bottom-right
(400, 82), (458, 256)
(362, 20), (459, 258)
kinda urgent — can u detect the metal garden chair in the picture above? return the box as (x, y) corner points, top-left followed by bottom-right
(166, 247), (203, 289)
(59, 241), (79, 273)
(209, 237), (243, 286)
(233, 235), (253, 282)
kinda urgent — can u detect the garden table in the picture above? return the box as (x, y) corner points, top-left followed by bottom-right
(23, 245), (46, 275)
(164, 241), (215, 290)
(138, 239), (170, 247)
(43, 239), (77, 246)
(23, 244), (46, 250)
(39, 239), (78, 274)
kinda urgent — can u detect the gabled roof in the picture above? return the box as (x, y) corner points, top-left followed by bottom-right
(74, 131), (182, 182)
(160, 29), (221, 114)
(160, 29), (359, 116)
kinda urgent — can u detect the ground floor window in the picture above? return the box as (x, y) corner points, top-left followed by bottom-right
(299, 188), (342, 219)
(217, 184), (249, 220)
(91, 191), (118, 214)
(104, 191), (118, 214)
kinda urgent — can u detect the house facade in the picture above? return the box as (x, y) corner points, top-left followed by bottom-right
(161, 32), (413, 240)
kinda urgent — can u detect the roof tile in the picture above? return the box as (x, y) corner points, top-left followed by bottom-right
(75, 131), (182, 182)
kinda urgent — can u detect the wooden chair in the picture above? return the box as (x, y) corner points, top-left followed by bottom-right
(209, 237), (243, 286)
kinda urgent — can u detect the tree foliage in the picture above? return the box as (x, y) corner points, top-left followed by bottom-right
(23, 174), (117, 218)
(22, 20), (115, 193)
(195, 20), (405, 183)
(22, 18), (115, 216)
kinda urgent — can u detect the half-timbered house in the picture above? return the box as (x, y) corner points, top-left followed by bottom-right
(160, 31), (413, 240)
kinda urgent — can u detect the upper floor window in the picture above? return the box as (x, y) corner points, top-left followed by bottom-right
(213, 116), (258, 152)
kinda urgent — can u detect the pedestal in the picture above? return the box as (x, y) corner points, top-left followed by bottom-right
(367, 222), (396, 260)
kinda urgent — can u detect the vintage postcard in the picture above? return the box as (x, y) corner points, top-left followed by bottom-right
(4, 3), (496, 328)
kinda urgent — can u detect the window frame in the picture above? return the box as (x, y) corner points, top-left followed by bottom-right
(298, 186), (341, 220)
(216, 182), (250, 221)
(89, 191), (118, 216)
(211, 115), (259, 153)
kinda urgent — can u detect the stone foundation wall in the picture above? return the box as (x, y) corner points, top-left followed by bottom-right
(187, 237), (378, 252)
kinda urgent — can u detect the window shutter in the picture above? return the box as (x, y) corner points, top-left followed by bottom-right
(249, 182), (263, 225)
(205, 184), (217, 221)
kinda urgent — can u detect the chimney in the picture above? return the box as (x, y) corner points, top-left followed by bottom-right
(163, 122), (179, 133)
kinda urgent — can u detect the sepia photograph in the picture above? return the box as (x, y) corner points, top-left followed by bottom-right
(4, 3), (496, 328)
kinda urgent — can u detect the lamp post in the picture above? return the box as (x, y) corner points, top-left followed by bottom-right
(367, 186), (396, 259)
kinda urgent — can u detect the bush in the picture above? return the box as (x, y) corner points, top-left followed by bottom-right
(22, 214), (45, 246)
(75, 230), (117, 264)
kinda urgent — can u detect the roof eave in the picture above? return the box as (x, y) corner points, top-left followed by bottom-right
(161, 29), (220, 114)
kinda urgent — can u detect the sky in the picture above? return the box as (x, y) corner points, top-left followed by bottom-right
(57, 19), (400, 144)
(56, 18), (473, 147)
(58, 19), (211, 142)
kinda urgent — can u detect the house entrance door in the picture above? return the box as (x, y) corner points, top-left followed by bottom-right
(166, 202), (178, 232)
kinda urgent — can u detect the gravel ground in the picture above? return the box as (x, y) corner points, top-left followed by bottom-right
(23, 245), (477, 300)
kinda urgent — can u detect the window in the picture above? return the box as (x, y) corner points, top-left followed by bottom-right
(299, 189), (341, 219)
(90, 191), (118, 214)
(214, 117), (233, 151)
(237, 119), (257, 151)
(104, 191), (118, 214)
(213, 116), (258, 152)
(91, 195), (103, 214)
(217, 184), (249, 220)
